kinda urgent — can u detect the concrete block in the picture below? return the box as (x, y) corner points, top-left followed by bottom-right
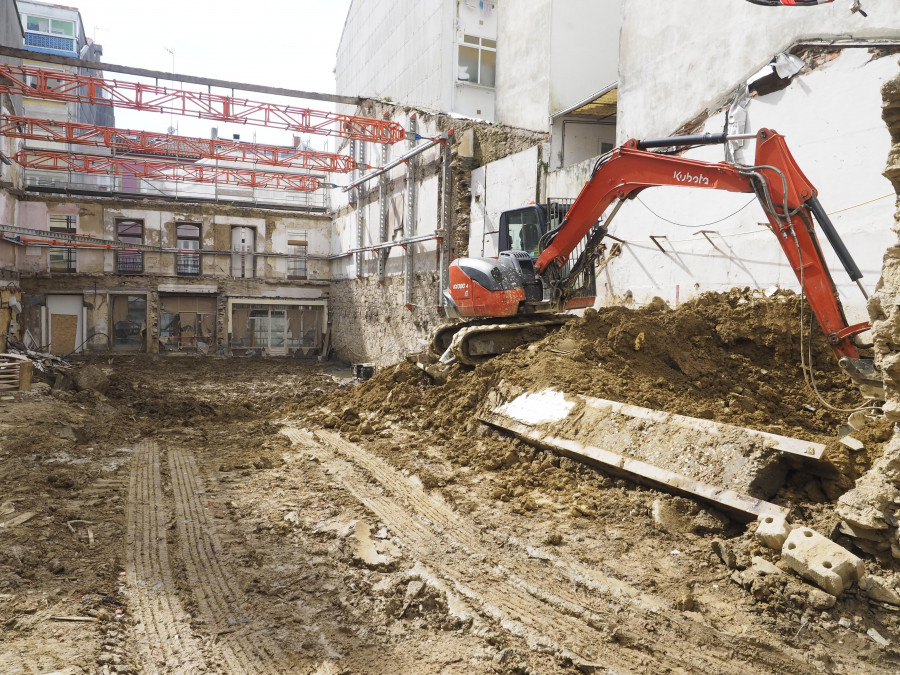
(781, 527), (865, 596)
(756, 512), (792, 550)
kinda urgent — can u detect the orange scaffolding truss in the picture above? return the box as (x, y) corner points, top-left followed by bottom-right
(0, 114), (357, 172)
(15, 148), (321, 192)
(0, 64), (404, 143)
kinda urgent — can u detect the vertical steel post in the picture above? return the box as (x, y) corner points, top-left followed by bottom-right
(355, 140), (366, 278)
(378, 136), (389, 282)
(404, 114), (417, 308)
(438, 131), (452, 308)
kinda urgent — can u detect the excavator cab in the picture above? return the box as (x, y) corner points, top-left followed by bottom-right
(498, 202), (598, 308)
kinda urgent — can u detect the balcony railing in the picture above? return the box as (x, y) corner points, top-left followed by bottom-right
(24, 32), (77, 55)
(116, 250), (144, 274)
(176, 252), (201, 276)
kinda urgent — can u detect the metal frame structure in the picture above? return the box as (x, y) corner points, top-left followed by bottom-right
(0, 115), (357, 172)
(0, 64), (405, 143)
(15, 149), (321, 191)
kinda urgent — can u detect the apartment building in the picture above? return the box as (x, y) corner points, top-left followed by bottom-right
(0, 0), (334, 357)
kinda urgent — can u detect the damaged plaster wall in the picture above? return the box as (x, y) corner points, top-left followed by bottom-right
(328, 102), (545, 365)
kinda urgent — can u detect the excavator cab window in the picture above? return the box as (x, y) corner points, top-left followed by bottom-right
(499, 206), (545, 258)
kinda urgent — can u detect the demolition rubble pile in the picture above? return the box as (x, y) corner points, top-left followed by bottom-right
(304, 288), (900, 602)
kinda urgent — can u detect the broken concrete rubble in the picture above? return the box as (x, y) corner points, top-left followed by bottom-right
(756, 512), (792, 550)
(836, 434), (900, 558)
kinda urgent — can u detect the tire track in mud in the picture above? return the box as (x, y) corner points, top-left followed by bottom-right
(284, 427), (816, 675)
(125, 440), (204, 674)
(168, 448), (291, 674)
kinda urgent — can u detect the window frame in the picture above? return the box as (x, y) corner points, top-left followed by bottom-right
(286, 229), (308, 280)
(116, 218), (144, 274)
(458, 34), (497, 87)
(175, 222), (201, 276)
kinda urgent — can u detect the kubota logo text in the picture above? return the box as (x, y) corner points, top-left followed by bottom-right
(674, 171), (710, 186)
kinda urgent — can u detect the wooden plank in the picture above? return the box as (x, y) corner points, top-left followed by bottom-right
(18, 361), (32, 391)
(0, 511), (37, 528)
(480, 411), (788, 522)
(50, 314), (78, 354)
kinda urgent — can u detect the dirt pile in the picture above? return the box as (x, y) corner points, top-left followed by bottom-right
(309, 289), (874, 442)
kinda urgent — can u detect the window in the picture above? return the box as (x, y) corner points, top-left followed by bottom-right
(287, 229), (308, 279)
(458, 34), (496, 86)
(501, 208), (543, 257)
(21, 14), (74, 36)
(176, 223), (201, 276)
(49, 214), (77, 273)
(116, 219), (144, 274)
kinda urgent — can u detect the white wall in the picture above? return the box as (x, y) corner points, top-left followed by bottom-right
(470, 144), (542, 257)
(335, 0), (453, 114)
(548, 0), (620, 115)
(494, 0), (552, 131)
(572, 50), (897, 324)
(618, 0), (900, 140)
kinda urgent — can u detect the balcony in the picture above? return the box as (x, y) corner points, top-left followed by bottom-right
(176, 251), (201, 276)
(116, 250), (144, 274)
(24, 32), (77, 56)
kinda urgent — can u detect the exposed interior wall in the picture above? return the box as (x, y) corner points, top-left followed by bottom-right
(328, 103), (545, 365)
(618, 0), (900, 140)
(470, 144), (543, 258)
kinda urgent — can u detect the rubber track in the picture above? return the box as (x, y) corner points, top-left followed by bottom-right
(125, 441), (205, 674)
(284, 427), (818, 674)
(168, 448), (291, 674)
(449, 317), (569, 366)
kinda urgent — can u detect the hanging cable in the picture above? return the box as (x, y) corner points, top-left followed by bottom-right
(742, 164), (879, 413)
(635, 195), (758, 228)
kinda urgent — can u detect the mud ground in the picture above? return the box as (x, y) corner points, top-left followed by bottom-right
(1, 290), (899, 674)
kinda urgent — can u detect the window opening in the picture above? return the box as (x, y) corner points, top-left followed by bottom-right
(231, 227), (255, 278)
(176, 223), (201, 276)
(116, 219), (144, 274)
(287, 229), (308, 279)
(111, 294), (147, 351)
(49, 214), (77, 273)
(458, 34), (496, 87)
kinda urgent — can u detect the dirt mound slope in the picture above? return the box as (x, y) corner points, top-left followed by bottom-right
(310, 289), (868, 443)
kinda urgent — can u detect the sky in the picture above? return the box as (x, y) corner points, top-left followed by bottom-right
(50, 0), (354, 150)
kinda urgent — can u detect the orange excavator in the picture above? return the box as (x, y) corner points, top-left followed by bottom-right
(436, 128), (882, 398)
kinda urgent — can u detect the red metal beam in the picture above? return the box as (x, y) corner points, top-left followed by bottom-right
(0, 114), (357, 172)
(0, 64), (404, 143)
(15, 149), (321, 192)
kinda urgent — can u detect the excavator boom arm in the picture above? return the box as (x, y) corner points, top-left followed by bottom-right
(536, 128), (865, 361)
